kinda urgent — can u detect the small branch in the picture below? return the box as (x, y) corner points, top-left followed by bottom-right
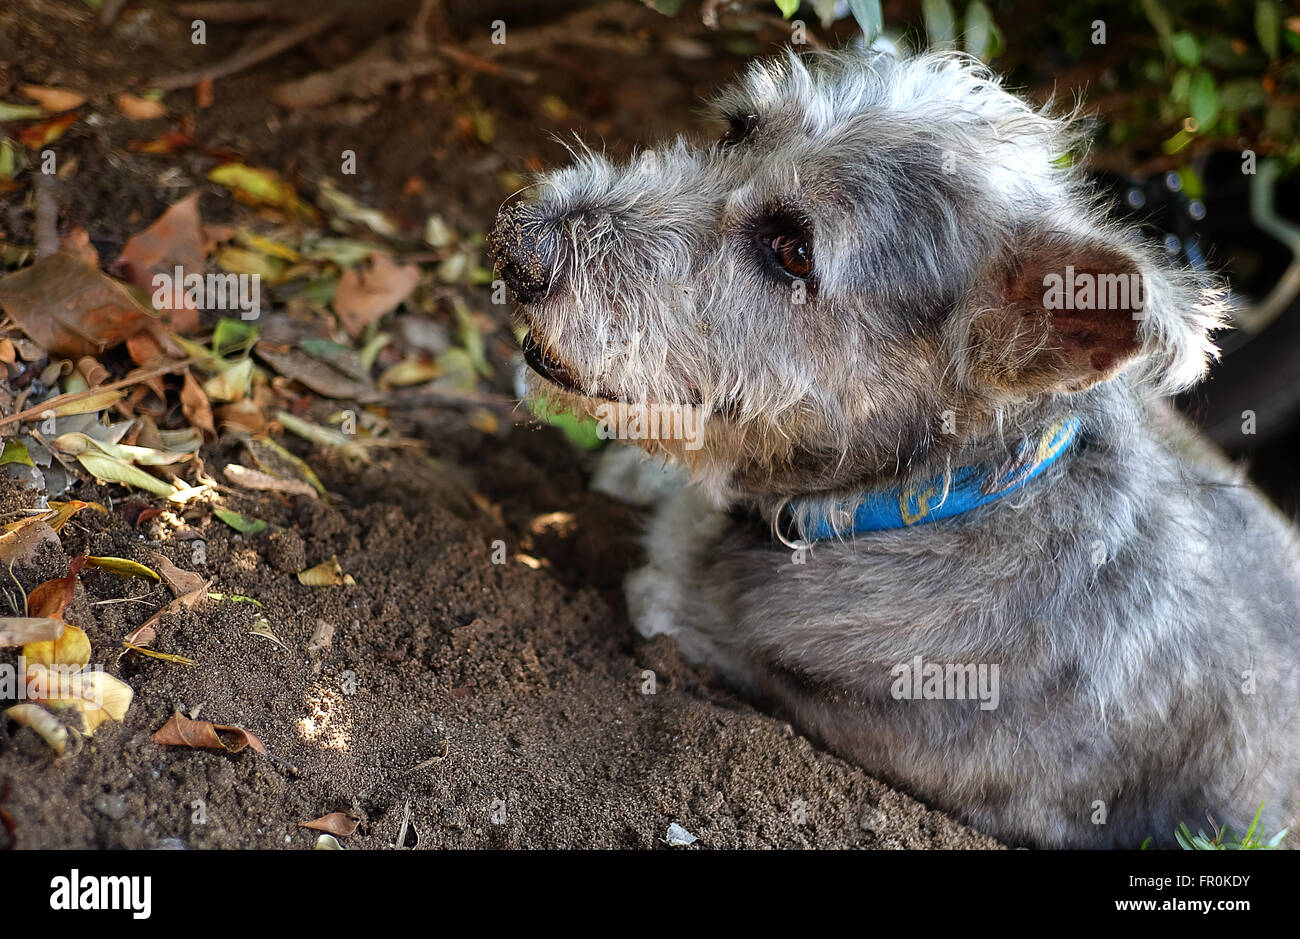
(153, 13), (340, 92)
(99, 0), (131, 30)
(33, 174), (59, 260)
(0, 357), (195, 429)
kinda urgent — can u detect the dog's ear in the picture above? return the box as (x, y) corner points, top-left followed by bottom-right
(967, 233), (1149, 396)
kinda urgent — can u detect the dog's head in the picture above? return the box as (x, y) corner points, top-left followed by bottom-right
(489, 48), (1226, 505)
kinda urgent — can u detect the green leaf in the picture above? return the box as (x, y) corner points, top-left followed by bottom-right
(75, 452), (174, 498)
(213, 508), (268, 535)
(1189, 70), (1220, 129)
(812, 0), (840, 28)
(1256, 0), (1281, 59)
(0, 103), (43, 122)
(847, 0), (884, 41)
(1139, 0), (1175, 56)
(212, 318), (258, 356)
(922, 0), (958, 49)
(0, 439), (33, 467)
(774, 0), (799, 19)
(1170, 32), (1200, 67)
(963, 1), (999, 61)
(1218, 79), (1269, 112)
(530, 398), (604, 451)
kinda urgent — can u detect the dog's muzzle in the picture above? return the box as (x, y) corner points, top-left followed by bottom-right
(488, 202), (561, 305)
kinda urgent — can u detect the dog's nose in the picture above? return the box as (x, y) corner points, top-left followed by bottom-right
(488, 202), (559, 304)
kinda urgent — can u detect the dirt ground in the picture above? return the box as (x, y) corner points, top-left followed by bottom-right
(0, 1), (999, 849)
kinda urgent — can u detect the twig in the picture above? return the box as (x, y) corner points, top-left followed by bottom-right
(172, 1), (296, 22)
(359, 386), (519, 415)
(29, 428), (88, 483)
(33, 174), (58, 260)
(153, 13), (340, 91)
(0, 357), (195, 428)
(99, 0), (131, 30)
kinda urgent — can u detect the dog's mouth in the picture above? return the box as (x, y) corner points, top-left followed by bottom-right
(521, 328), (723, 414)
(521, 329), (620, 401)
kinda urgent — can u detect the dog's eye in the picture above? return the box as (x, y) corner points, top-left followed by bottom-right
(770, 232), (812, 279)
(719, 113), (757, 149)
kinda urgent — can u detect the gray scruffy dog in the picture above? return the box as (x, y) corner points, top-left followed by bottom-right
(489, 46), (1300, 848)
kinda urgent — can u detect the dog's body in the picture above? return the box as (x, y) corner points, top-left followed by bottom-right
(490, 47), (1300, 848)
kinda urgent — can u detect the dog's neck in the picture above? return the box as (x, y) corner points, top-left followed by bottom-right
(749, 381), (1143, 545)
(790, 417), (1082, 540)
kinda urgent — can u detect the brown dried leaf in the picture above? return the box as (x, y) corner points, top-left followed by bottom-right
(0, 253), (153, 358)
(19, 112), (78, 149)
(299, 813), (359, 837)
(180, 368), (217, 441)
(255, 342), (371, 399)
(26, 555), (86, 621)
(0, 518), (59, 566)
(333, 253), (420, 338)
(21, 85), (86, 112)
(153, 712), (265, 755)
(145, 551), (206, 598)
(223, 463), (317, 498)
(115, 93), (167, 121)
(116, 193), (203, 333)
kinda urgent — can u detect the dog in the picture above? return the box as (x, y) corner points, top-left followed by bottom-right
(488, 47), (1300, 849)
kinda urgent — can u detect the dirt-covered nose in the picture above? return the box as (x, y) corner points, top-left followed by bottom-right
(488, 202), (561, 304)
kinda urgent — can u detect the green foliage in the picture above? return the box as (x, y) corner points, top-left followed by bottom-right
(1141, 803), (1291, 850)
(753, 0), (1299, 172)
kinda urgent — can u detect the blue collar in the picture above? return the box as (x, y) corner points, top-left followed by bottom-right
(797, 418), (1081, 540)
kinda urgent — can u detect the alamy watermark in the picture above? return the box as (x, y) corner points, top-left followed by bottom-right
(890, 655), (1000, 710)
(151, 266), (261, 320)
(1042, 266), (1144, 317)
(592, 402), (703, 450)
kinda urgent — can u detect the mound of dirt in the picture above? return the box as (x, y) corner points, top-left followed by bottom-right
(0, 427), (996, 849)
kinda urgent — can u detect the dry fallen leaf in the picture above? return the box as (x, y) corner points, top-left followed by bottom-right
(300, 813), (359, 837)
(153, 712), (265, 755)
(120, 642), (196, 666)
(333, 253), (420, 338)
(254, 342), (371, 399)
(19, 112), (78, 149)
(23, 625), (91, 670)
(115, 93), (167, 120)
(0, 253), (153, 357)
(115, 192), (203, 333)
(26, 555), (87, 624)
(298, 556), (354, 587)
(6, 703), (69, 754)
(21, 85), (86, 112)
(145, 551), (206, 598)
(179, 368), (217, 441)
(223, 463), (317, 499)
(0, 518), (59, 567)
(63, 671), (133, 735)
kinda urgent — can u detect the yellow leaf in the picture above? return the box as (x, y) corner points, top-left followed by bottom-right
(49, 389), (126, 417)
(23, 624), (91, 669)
(6, 703), (68, 754)
(120, 642), (196, 666)
(62, 670), (133, 735)
(85, 556), (160, 582)
(46, 499), (108, 532)
(298, 556), (353, 587)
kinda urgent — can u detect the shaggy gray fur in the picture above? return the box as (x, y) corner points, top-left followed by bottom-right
(489, 47), (1300, 848)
